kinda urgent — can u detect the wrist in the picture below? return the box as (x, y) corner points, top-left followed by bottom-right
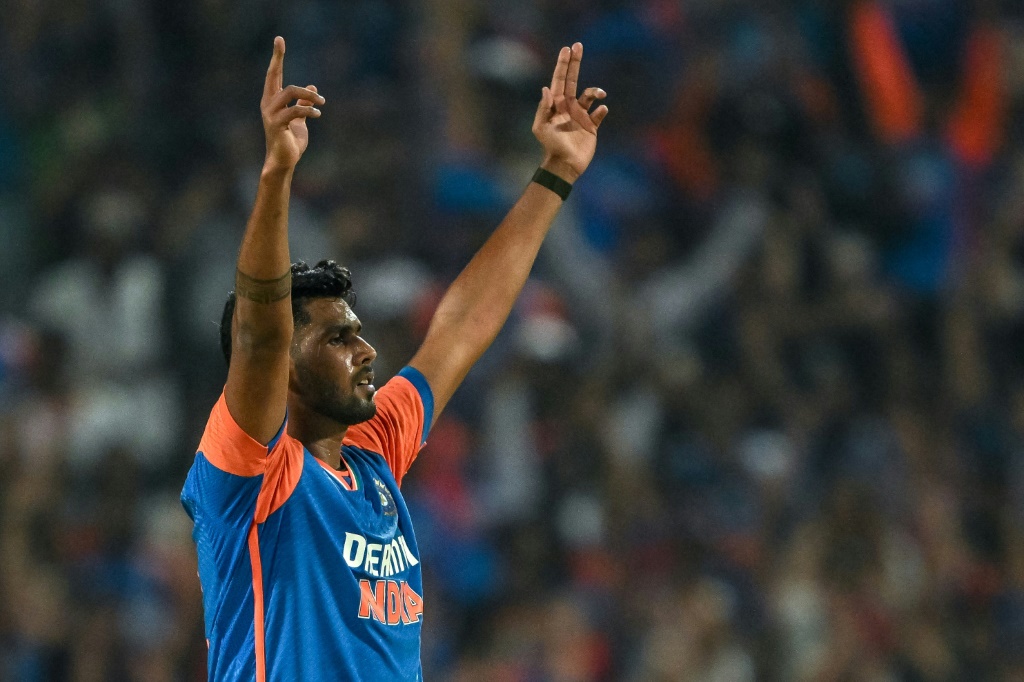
(539, 157), (580, 184)
(532, 168), (573, 201)
(261, 160), (296, 181)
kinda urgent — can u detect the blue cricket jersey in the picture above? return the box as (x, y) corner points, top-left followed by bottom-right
(181, 367), (434, 681)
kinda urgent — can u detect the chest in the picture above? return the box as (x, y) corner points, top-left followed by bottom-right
(299, 448), (409, 543)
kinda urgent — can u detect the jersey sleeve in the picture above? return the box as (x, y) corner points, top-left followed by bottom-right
(182, 392), (304, 526)
(343, 366), (434, 486)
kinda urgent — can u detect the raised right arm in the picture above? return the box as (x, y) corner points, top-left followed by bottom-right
(225, 37), (324, 444)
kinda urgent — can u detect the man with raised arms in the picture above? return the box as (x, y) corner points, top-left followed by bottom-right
(181, 36), (608, 681)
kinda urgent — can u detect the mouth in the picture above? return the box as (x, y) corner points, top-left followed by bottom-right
(356, 372), (376, 395)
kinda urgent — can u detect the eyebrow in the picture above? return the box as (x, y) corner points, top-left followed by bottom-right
(323, 321), (362, 337)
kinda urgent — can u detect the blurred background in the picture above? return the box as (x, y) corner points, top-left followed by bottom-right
(2, 0), (1024, 679)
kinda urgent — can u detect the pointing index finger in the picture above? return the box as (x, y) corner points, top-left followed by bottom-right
(264, 36), (285, 100)
(564, 42), (582, 100)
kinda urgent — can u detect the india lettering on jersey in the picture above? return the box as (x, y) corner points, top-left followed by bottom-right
(358, 579), (424, 625)
(343, 531), (424, 626)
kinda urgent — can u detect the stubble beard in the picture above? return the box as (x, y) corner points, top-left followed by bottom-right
(298, 365), (378, 426)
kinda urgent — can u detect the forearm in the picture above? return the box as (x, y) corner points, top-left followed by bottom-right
(411, 41), (606, 418)
(224, 36), (320, 444)
(412, 182), (563, 399)
(432, 182), (561, 345)
(233, 163), (295, 347)
(231, 37), (322, 350)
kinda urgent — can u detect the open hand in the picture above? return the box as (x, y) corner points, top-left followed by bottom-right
(261, 37), (325, 171)
(532, 43), (608, 183)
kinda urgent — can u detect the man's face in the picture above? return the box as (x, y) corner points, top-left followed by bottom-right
(290, 297), (378, 426)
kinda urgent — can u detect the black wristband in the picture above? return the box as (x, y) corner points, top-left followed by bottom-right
(532, 167), (573, 200)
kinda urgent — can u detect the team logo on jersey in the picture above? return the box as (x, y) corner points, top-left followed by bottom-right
(373, 477), (397, 517)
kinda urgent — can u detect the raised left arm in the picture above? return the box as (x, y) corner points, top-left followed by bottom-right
(409, 42), (608, 420)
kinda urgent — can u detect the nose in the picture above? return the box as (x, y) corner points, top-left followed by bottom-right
(355, 337), (377, 365)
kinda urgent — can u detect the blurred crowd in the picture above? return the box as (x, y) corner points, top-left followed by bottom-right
(3, 0), (1024, 680)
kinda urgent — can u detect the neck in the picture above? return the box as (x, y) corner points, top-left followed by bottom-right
(287, 402), (349, 469)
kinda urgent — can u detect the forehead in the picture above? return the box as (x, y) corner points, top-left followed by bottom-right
(301, 297), (360, 329)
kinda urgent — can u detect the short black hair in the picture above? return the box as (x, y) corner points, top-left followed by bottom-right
(219, 260), (355, 365)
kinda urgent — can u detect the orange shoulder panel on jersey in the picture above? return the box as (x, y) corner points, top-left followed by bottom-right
(343, 369), (432, 486)
(198, 392), (304, 517)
